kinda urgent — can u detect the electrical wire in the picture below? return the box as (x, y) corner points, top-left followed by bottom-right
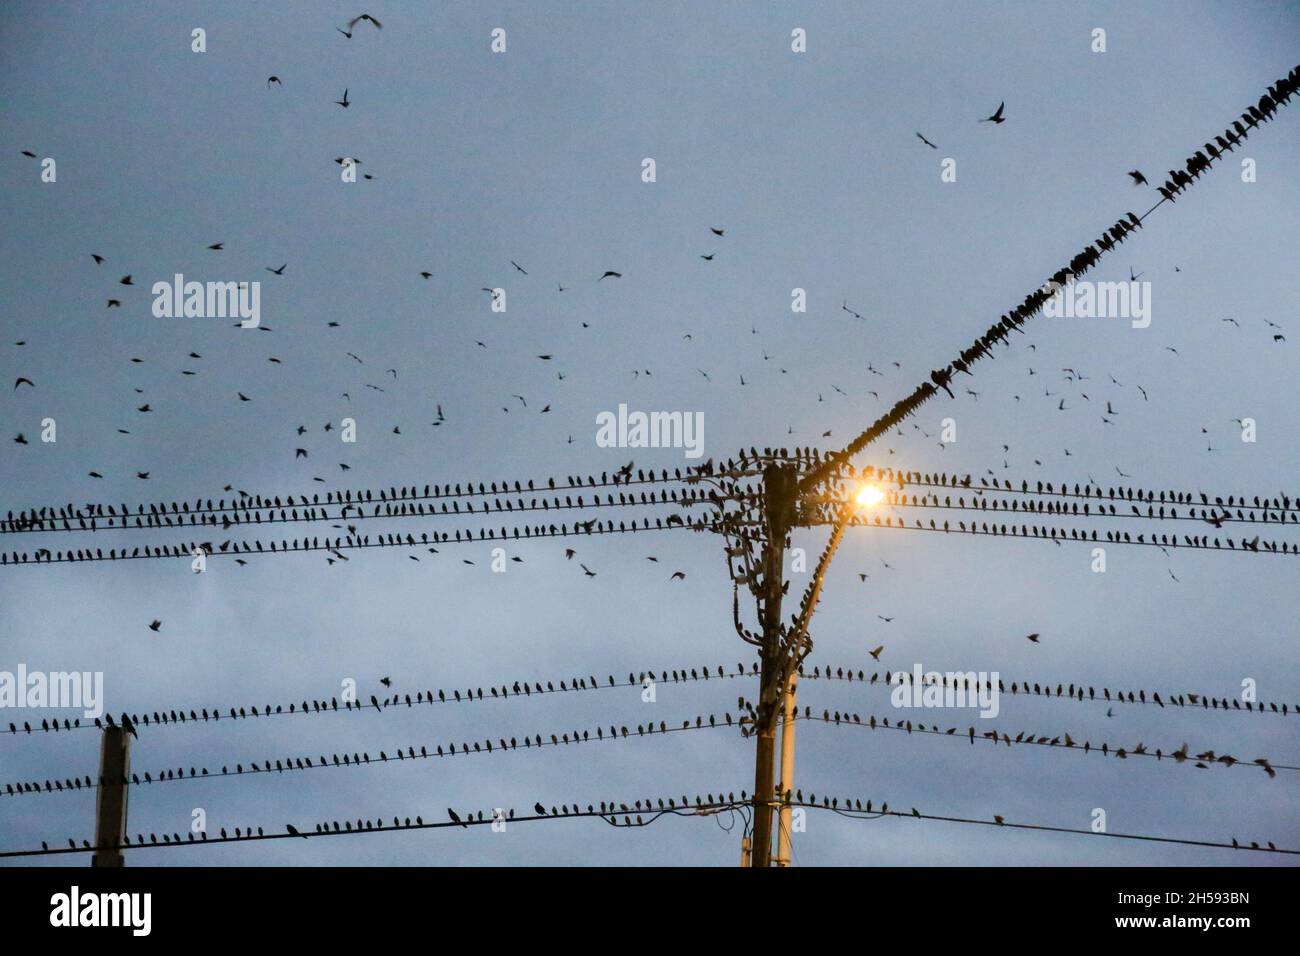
(2, 793), (1292, 860)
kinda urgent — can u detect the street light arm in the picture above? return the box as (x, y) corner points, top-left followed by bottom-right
(733, 582), (763, 646)
(778, 499), (856, 687)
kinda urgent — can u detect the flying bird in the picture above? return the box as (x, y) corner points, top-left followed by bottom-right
(1026, 633), (1040, 643)
(335, 88), (350, 108)
(598, 271), (622, 281)
(148, 620), (162, 632)
(916, 132), (938, 149)
(868, 645), (884, 661)
(1127, 170), (1148, 185)
(980, 102), (1006, 124)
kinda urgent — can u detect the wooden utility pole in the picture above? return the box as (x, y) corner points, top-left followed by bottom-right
(91, 726), (130, 867)
(774, 670), (798, 866)
(750, 464), (796, 867)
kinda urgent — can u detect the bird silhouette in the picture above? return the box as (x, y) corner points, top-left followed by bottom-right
(980, 102), (1006, 124)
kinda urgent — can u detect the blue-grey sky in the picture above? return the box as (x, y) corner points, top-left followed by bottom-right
(1, 1), (1297, 866)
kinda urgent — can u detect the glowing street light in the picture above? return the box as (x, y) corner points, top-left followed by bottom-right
(855, 483), (884, 509)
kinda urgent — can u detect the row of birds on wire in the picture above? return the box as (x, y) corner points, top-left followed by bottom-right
(18, 788), (1293, 859)
(5, 698), (1289, 804)
(6, 504), (1299, 568)
(6, 451), (1295, 535)
(6, 655), (1291, 742)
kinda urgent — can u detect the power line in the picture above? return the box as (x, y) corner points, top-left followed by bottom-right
(3, 663), (762, 738)
(799, 666), (1295, 717)
(0, 466), (765, 534)
(853, 467), (1300, 516)
(10, 688), (1290, 802)
(3, 793), (1292, 860)
(0, 512), (724, 567)
(7, 655), (1288, 743)
(10, 652), (1289, 746)
(790, 710), (1296, 774)
(807, 491), (1299, 527)
(816, 510), (1298, 555)
(0, 482), (738, 537)
(2, 711), (742, 799)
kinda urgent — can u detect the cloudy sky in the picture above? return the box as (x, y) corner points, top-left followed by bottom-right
(1, 1), (1297, 866)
